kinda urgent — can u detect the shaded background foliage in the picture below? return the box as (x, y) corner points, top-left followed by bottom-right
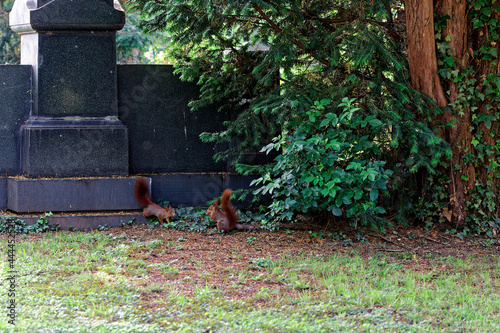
(0, 0), (19, 64)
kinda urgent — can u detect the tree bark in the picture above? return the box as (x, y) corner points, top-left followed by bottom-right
(405, 0), (447, 107)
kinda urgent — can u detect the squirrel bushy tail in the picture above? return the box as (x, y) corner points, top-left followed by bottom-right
(134, 177), (175, 222)
(134, 177), (154, 207)
(206, 189), (254, 232)
(220, 189), (238, 230)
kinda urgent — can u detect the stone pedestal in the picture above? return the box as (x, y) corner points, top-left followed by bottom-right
(21, 118), (128, 176)
(10, 0), (128, 177)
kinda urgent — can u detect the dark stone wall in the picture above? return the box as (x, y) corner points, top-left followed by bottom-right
(0, 64), (265, 213)
(0, 64), (268, 177)
(117, 65), (229, 174)
(0, 65), (31, 175)
(149, 174), (259, 207)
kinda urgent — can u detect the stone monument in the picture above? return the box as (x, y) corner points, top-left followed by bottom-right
(9, 0), (129, 177)
(0, 0), (258, 229)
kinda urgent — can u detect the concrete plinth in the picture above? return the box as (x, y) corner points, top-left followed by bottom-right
(11, 212), (149, 231)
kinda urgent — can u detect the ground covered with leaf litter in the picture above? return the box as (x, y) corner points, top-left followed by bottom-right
(121, 221), (500, 308)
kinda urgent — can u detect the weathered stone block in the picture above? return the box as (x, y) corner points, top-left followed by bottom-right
(7, 177), (142, 213)
(21, 118), (129, 177)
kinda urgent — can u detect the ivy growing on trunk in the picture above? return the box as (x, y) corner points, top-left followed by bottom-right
(407, 0), (500, 236)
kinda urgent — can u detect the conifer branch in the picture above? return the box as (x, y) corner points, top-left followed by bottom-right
(251, 2), (330, 66)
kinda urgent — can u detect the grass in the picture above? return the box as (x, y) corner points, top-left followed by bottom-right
(0, 230), (499, 332)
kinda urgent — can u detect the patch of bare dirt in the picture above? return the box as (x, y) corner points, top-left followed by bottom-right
(115, 223), (499, 308)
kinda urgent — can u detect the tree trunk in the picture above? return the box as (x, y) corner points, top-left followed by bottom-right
(405, 0), (476, 224)
(405, 0), (448, 107)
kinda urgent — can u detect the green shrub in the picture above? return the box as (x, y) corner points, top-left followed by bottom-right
(252, 98), (392, 228)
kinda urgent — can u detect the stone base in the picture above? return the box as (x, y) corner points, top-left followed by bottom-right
(148, 173), (259, 206)
(1, 173), (258, 212)
(10, 212), (149, 231)
(21, 118), (129, 177)
(7, 176), (143, 213)
(0, 174), (258, 230)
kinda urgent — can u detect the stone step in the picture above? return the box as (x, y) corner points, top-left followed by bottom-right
(4, 212), (148, 231)
(0, 174), (257, 213)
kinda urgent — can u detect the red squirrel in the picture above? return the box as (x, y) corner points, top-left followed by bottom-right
(134, 177), (175, 222)
(206, 189), (254, 232)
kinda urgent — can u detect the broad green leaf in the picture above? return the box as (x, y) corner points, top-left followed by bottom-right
(332, 208), (342, 216)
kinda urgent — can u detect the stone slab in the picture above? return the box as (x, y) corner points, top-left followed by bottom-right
(118, 65), (229, 173)
(0, 65), (31, 175)
(7, 177), (142, 213)
(10, 212), (148, 231)
(222, 173), (261, 208)
(223, 173), (260, 190)
(148, 173), (259, 207)
(21, 118), (129, 177)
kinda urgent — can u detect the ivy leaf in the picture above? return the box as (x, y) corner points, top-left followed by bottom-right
(481, 7), (492, 16)
(444, 56), (455, 67)
(473, 19), (484, 29)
